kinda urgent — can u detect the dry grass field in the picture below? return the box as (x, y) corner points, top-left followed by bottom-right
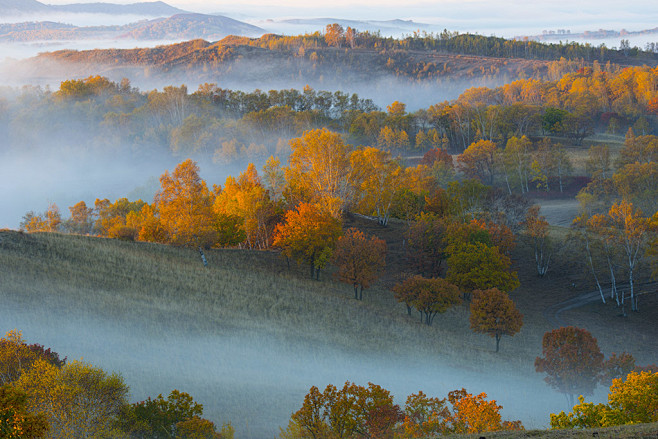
(0, 220), (656, 438)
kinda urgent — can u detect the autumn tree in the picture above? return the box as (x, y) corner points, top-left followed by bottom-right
(214, 163), (276, 249)
(602, 352), (636, 384)
(393, 276), (461, 325)
(445, 218), (515, 256)
(446, 242), (520, 299)
(262, 156), (286, 204)
(469, 288), (523, 352)
(65, 201), (94, 235)
(155, 159), (219, 248)
(0, 331), (66, 385)
(16, 359), (129, 439)
(94, 198), (146, 239)
(443, 388), (523, 434)
(550, 371), (658, 429)
(586, 144), (611, 180)
(405, 213), (448, 277)
(118, 390), (230, 439)
(535, 327), (605, 406)
(19, 204), (61, 233)
(284, 382), (402, 439)
(457, 139), (499, 185)
(127, 203), (169, 244)
(420, 147), (453, 168)
(286, 128), (353, 218)
(401, 391), (449, 438)
(446, 179), (489, 220)
(0, 385), (49, 438)
(501, 135), (532, 193)
(324, 23), (345, 48)
(524, 205), (553, 276)
(591, 200), (653, 312)
(332, 228), (386, 300)
(570, 213), (608, 304)
(272, 203), (342, 279)
(349, 147), (402, 225)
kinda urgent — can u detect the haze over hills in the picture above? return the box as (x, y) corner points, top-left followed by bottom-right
(0, 0), (185, 16)
(0, 13), (264, 42)
(254, 17), (434, 37)
(7, 36), (559, 109)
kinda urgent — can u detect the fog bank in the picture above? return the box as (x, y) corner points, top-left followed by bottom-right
(0, 293), (584, 438)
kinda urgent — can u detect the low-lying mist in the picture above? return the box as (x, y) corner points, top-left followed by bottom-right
(0, 53), (513, 110)
(0, 39), (190, 62)
(0, 147), (246, 229)
(0, 290), (586, 438)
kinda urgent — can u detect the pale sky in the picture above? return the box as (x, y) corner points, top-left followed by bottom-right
(29, 0), (658, 36)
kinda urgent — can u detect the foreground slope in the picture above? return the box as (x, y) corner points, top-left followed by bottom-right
(0, 226), (656, 437)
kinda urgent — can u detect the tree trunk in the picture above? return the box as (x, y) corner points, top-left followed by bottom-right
(584, 237), (605, 304)
(629, 267), (635, 312)
(354, 284), (359, 300)
(495, 333), (501, 353)
(198, 247), (208, 267)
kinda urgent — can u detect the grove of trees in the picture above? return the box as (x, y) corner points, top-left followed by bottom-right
(0, 331), (234, 439)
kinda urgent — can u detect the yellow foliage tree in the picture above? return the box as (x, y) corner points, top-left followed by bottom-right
(350, 147), (402, 225)
(550, 371), (658, 429)
(16, 360), (129, 439)
(0, 385), (49, 438)
(215, 163), (276, 249)
(458, 140), (499, 185)
(286, 129), (353, 218)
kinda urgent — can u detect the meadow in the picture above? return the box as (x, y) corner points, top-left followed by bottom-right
(1, 210), (657, 437)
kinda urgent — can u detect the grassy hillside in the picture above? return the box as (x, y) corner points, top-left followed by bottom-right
(1, 221), (657, 437)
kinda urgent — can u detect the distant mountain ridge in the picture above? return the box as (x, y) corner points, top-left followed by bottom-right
(0, 0), (185, 16)
(258, 17), (433, 37)
(0, 13), (264, 42)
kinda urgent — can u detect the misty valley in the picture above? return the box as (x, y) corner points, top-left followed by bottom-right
(1, 2), (658, 439)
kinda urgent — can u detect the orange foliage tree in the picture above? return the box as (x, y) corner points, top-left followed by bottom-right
(535, 326), (605, 406)
(272, 203), (342, 279)
(155, 159), (219, 247)
(392, 276), (461, 325)
(444, 388), (523, 434)
(469, 288), (523, 352)
(332, 228), (387, 300)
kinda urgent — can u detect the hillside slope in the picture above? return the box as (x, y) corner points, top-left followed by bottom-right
(1, 225), (656, 437)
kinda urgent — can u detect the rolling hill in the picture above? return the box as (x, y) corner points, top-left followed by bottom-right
(1, 214), (657, 437)
(0, 13), (264, 42)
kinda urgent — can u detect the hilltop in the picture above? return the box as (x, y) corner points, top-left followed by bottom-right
(0, 13), (264, 42)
